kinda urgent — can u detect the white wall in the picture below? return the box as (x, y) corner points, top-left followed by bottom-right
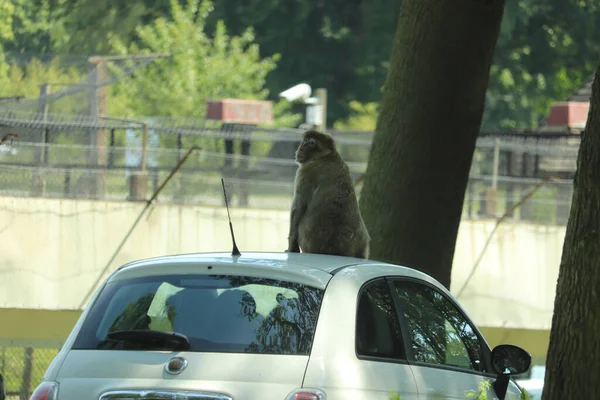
(451, 220), (563, 330)
(0, 196), (563, 330)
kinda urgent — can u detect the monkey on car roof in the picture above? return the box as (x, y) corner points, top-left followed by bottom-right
(286, 130), (370, 259)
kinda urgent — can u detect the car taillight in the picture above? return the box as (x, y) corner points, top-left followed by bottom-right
(294, 394), (320, 400)
(285, 388), (326, 400)
(29, 381), (58, 400)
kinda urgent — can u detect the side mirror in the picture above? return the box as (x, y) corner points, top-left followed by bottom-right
(490, 344), (532, 400)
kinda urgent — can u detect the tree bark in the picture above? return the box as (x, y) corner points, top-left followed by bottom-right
(542, 65), (600, 399)
(359, 0), (506, 289)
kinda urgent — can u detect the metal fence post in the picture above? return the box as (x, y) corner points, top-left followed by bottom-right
(31, 84), (50, 196)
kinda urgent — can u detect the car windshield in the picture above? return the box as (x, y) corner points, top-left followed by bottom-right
(72, 274), (324, 355)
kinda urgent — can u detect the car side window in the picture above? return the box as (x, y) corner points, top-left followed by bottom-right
(356, 278), (405, 360)
(393, 280), (486, 372)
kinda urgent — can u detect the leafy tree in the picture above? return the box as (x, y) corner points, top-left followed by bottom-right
(358, 0), (506, 289)
(482, 0), (600, 129)
(51, 0), (221, 55)
(0, 0), (61, 57)
(333, 101), (379, 131)
(0, 0), (14, 77)
(0, 1), (15, 46)
(542, 64), (600, 399)
(107, 0), (278, 119)
(4, 0), (600, 133)
(1, 0), (301, 129)
(41, 0), (402, 125)
(205, 0), (402, 127)
(205, 0), (600, 130)
(0, 58), (83, 113)
(103, 0), (297, 162)
(108, 293), (155, 332)
(351, 0), (401, 105)
(52, 0), (155, 54)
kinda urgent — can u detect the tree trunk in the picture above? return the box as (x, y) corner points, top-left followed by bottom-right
(542, 65), (600, 399)
(358, 0), (506, 289)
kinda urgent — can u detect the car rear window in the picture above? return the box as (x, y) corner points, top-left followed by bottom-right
(72, 274), (324, 355)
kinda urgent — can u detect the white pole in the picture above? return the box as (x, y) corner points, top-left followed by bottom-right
(492, 138), (500, 190)
(316, 88), (327, 132)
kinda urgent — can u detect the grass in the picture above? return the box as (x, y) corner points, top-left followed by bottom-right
(0, 347), (59, 394)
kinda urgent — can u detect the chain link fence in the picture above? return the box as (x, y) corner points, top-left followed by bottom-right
(0, 111), (368, 210)
(0, 110), (580, 223)
(465, 132), (579, 225)
(0, 346), (59, 400)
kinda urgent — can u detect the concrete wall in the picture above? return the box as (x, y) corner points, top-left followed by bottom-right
(0, 196), (564, 332)
(451, 221), (564, 331)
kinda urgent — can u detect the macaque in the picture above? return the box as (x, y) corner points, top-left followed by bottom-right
(287, 130), (370, 259)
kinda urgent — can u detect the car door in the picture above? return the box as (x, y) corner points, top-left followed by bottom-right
(389, 278), (523, 400)
(353, 278), (420, 400)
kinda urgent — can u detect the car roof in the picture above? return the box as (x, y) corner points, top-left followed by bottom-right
(111, 251), (376, 290)
(116, 251), (438, 283)
(118, 251), (378, 274)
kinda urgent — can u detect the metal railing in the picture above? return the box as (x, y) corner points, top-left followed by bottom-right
(0, 111), (580, 224)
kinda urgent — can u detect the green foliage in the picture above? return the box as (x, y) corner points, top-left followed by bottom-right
(333, 101), (379, 131)
(0, 347), (59, 393)
(464, 380), (533, 400)
(466, 380), (491, 400)
(205, 0), (402, 127)
(1, 0), (58, 55)
(271, 100), (303, 129)
(1, 0), (293, 133)
(0, 1), (15, 45)
(520, 388), (532, 400)
(387, 384), (532, 400)
(388, 391), (402, 400)
(483, 0), (600, 129)
(52, 0), (157, 54)
(109, 293), (155, 332)
(2, 0), (600, 130)
(0, 58), (83, 110)
(108, 0), (279, 120)
(196, 0), (600, 130)
(81, 0), (289, 155)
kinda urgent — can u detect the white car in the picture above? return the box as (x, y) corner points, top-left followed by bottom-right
(30, 251), (531, 400)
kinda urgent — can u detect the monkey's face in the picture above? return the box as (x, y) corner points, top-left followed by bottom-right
(295, 136), (329, 164)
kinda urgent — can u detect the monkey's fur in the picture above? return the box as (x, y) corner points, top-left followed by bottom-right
(287, 130), (370, 259)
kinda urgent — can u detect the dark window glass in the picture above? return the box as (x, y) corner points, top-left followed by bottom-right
(73, 274), (324, 355)
(356, 279), (405, 359)
(394, 281), (486, 372)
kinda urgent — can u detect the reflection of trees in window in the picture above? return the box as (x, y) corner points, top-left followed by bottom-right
(395, 282), (484, 372)
(108, 293), (155, 333)
(356, 279), (404, 359)
(246, 290), (323, 355)
(207, 274), (324, 355)
(396, 287), (447, 363)
(238, 291), (259, 320)
(79, 274), (324, 355)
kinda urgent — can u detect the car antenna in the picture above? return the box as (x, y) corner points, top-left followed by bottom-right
(221, 178), (241, 256)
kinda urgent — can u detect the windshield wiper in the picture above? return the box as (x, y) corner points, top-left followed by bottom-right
(106, 330), (191, 351)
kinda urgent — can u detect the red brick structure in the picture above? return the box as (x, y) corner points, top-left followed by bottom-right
(206, 99), (273, 125)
